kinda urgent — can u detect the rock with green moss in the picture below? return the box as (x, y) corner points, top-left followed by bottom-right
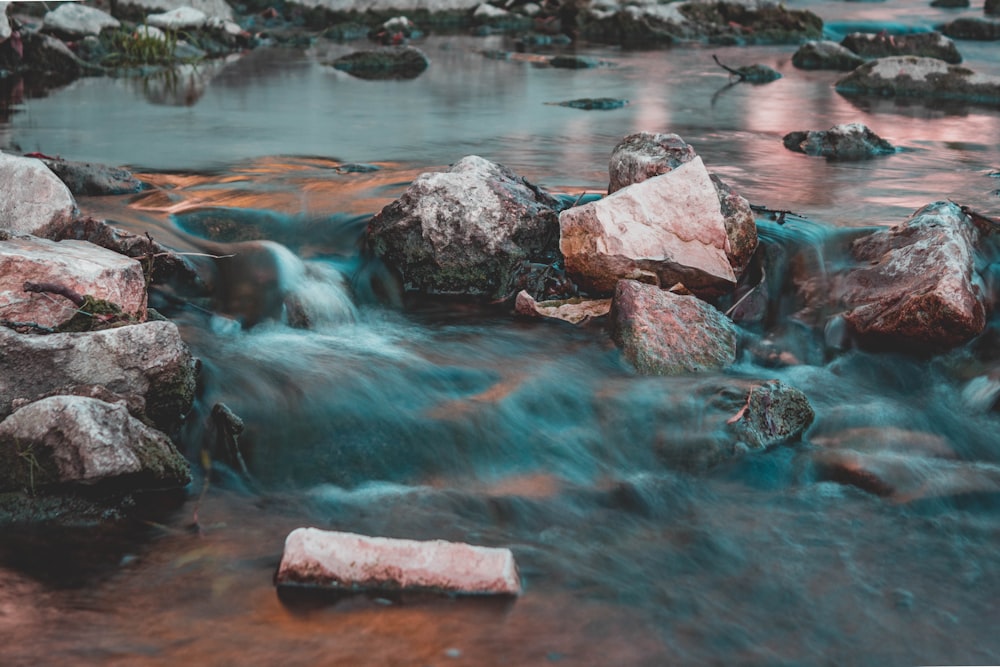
(835, 56), (1000, 105)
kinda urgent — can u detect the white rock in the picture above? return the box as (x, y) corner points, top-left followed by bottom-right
(0, 3), (10, 42)
(136, 24), (167, 40)
(0, 236), (147, 329)
(146, 6), (208, 30)
(205, 15), (243, 36)
(0, 153), (78, 236)
(118, 0), (234, 21)
(275, 528), (522, 595)
(560, 156), (736, 296)
(43, 3), (120, 36)
(474, 3), (509, 18)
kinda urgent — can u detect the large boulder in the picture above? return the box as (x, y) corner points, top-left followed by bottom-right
(791, 40), (865, 71)
(782, 123), (896, 160)
(0, 396), (190, 494)
(840, 31), (962, 64)
(0, 236), (147, 330)
(0, 153), (77, 236)
(276, 528), (522, 595)
(0, 321), (197, 433)
(607, 132), (757, 279)
(837, 201), (987, 350)
(561, 156), (737, 297)
(42, 3), (120, 38)
(610, 279), (738, 375)
(938, 17), (1000, 40)
(365, 156), (561, 300)
(836, 56), (1000, 104)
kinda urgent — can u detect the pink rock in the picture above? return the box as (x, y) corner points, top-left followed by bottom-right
(0, 236), (147, 328)
(275, 528), (522, 596)
(0, 152), (77, 235)
(560, 157), (736, 297)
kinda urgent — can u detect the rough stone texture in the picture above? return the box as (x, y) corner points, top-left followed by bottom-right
(117, 0), (234, 21)
(146, 7), (208, 30)
(782, 123), (896, 161)
(0, 396), (190, 493)
(838, 201), (987, 349)
(561, 156), (736, 297)
(366, 155), (560, 300)
(39, 157), (144, 197)
(611, 279), (737, 375)
(836, 56), (1000, 104)
(938, 17), (1000, 40)
(840, 31), (962, 65)
(275, 528), (522, 595)
(607, 132), (757, 279)
(792, 40), (865, 71)
(0, 236), (147, 329)
(725, 379), (814, 448)
(5, 31), (86, 81)
(0, 321), (197, 433)
(514, 290), (611, 325)
(330, 46), (429, 80)
(0, 153), (78, 236)
(42, 3), (120, 38)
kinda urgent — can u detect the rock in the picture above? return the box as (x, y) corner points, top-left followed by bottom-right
(840, 31), (962, 64)
(930, 0), (968, 7)
(275, 528), (522, 596)
(0, 153), (78, 236)
(835, 56), (1000, 105)
(135, 24), (167, 41)
(0, 396), (190, 494)
(560, 156), (736, 297)
(610, 279), (737, 375)
(0, 320), (197, 433)
(3, 31), (86, 82)
(366, 155), (560, 300)
(838, 201), (987, 350)
(551, 97), (628, 110)
(606, 132), (757, 279)
(330, 46), (429, 80)
(782, 123), (896, 160)
(988, 0), (1000, 16)
(146, 7), (208, 31)
(0, 3), (10, 43)
(938, 17), (1000, 40)
(549, 54), (600, 69)
(37, 157), (144, 196)
(116, 0), (234, 22)
(42, 3), (120, 38)
(724, 380), (814, 448)
(792, 40), (865, 71)
(0, 236), (147, 330)
(514, 290), (611, 325)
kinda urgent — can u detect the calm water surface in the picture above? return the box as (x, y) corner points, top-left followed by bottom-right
(2, 1), (1000, 665)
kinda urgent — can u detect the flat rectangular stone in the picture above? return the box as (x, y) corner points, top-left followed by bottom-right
(275, 528), (522, 596)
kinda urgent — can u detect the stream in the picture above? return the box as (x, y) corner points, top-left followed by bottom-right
(2, 0), (1000, 665)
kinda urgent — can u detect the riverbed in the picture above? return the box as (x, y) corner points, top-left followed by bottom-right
(2, 1), (1000, 665)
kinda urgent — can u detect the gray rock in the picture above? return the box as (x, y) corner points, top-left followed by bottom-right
(146, 7), (208, 31)
(838, 201), (987, 349)
(10, 31), (87, 81)
(938, 17), (1000, 40)
(0, 235), (147, 329)
(38, 157), (144, 197)
(0, 396), (190, 494)
(782, 122), (896, 160)
(117, 0), (234, 21)
(366, 155), (560, 300)
(835, 56), (1000, 105)
(42, 3), (120, 38)
(610, 279), (737, 375)
(562, 156), (737, 297)
(607, 132), (757, 279)
(792, 40), (865, 71)
(0, 153), (78, 236)
(0, 321), (197, 433)
(724, 379), (814, 449)
(0, 3), (10, 43)
(330, 46), (429, 80)
(841, 31), (962, 64)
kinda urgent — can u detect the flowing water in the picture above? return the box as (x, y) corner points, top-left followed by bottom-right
(3, 1), (1000, 665)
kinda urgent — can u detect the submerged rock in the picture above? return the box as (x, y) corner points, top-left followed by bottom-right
(840, 31), (962, 64)
(611, 279), (737, 375)
(836, 56), (1000, 104)
(551, 97), (628, 110)
(275, 528), (522, 595)
(330, 46), (429, 79)
(0, 236), (147, 330)
(0, 321), (197, 434)
(561, 156), (736, 297)
(0, 153), (78, 236)
(938, 17), (1000, 41)
(42, 3), (120, 38)
(366, 155), (560, 300)
(0, 396), (190, 494)
(548, 54), (600, 69)
(792, 40), (865, 71)
(838, 201), (987, 350)
(37, 157), (144, 196)
(724, 380), (814, 449)
(514, 290), (611, 325)
(782, 123), (896, 160)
